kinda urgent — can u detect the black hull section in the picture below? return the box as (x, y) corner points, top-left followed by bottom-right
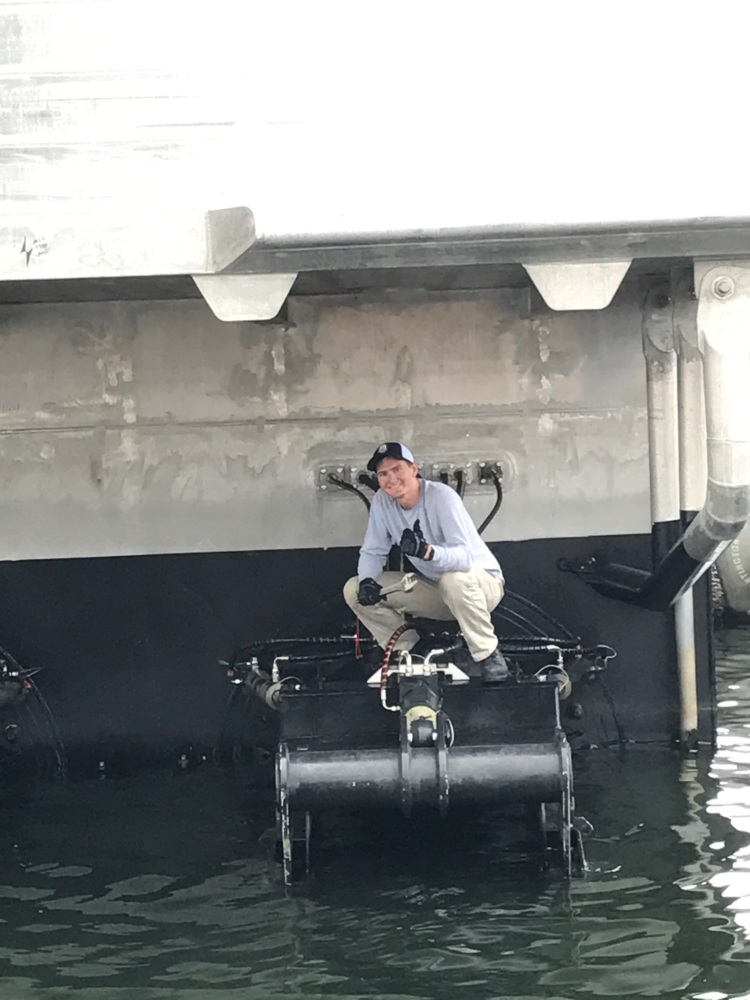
(0, 532), (714, 773)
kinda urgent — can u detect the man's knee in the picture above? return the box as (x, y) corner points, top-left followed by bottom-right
(343, 575), (360, 609)
(437, 570), (471, 600)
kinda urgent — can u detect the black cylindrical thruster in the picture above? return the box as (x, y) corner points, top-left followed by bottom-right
(280, 742), (564, 811)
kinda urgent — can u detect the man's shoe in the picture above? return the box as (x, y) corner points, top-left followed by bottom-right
(478, 648), (509, 684)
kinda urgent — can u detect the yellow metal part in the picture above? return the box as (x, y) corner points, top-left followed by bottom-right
(404, 705), (438, 728)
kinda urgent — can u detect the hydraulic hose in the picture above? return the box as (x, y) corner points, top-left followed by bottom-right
(478, 471), (503, 536)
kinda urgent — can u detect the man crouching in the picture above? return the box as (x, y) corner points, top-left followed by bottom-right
(343, 442), (509, 684)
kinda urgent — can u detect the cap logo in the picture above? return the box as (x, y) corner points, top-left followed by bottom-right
(378, 444), (387, 453)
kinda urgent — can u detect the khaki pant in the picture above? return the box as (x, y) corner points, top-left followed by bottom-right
(343, 567), (504, 662)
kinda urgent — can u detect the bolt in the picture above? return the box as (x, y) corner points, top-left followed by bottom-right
(320, 484), (327, 490)
(320, 467), (327, 474)
(712, 275), (735, 299)
(336, 466), (343, 474)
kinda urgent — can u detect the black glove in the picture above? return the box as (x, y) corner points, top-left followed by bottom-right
(400, 519), (431, 560)
(357, 577), (383, 606)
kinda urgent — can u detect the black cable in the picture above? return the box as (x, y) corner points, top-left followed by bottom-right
(214, 687), (243, 764)
(239, 647), (360, 666)
(327, 475), (371, 511)
(0, 645), (66, 784)
(454, 469), (466, 498)
(478, 471), (503, 535)
(493, 605), (543, 638)
(232, 634), (374, 662)
(596, 675), (628, 747)
(357, 473), (379, 492)
(504, 590), (578, 642)
(19, 699), (50, 784)
(496, 637), (584, 654)
(26, 680), (67, 782)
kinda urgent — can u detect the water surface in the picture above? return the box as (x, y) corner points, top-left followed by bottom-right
(2, 628), (750, 999)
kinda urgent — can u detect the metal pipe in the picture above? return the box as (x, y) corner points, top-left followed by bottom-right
(673, 269), (707, 519)
(570, 262), (750, 611)
(671, 265), (750, 581)
(282, 743), (564, 810)
(642, 281), (681, 566)
(675, 589), (698, 747)
(673, 268), (704, 749)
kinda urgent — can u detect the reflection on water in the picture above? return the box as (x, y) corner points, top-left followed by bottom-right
(2, 630), (750, 998)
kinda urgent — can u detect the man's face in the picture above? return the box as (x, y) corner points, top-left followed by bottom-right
(376, 457), (420, 505)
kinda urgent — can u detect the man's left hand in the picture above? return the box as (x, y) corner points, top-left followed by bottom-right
(400, 519), (432, 560)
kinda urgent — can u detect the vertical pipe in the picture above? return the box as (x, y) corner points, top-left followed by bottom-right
(676, 334), (707, 519)
(642, 283), (681, 567)
(673, 269), (705, 749)
(674, 590), (698, 747)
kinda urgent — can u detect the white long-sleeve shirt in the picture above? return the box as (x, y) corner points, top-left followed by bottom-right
(357, 480), (503, 583)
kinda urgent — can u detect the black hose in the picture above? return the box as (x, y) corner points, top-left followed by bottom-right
(494, 605), (544, 638)
(238, 647), (358, 666)
(231, 635), (377, 672)
(504, 590), (579, 642)
(214, 687), (242, 763)
(233, 634), (371, 657)
(26, 680), (67, 782)
(597, 674), (628, 747)
(496, 637), (584, 653)
(327, 475), (371, 511)
(357, 473), (379, 492)
(454, 469), (466, 498)
(478, 471), (503, 536)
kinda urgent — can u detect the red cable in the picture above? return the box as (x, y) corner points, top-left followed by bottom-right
(380, 624), (410, 694)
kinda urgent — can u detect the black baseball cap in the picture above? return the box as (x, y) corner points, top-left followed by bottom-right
(366, 441), (416, 472)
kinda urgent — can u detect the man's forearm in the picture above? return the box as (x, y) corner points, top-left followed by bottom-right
(424, 543), (472, 573)
(358, 552), (387, 580)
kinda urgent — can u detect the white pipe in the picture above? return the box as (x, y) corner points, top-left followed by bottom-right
(672, 269), (704, 747)
(682, 264), (750, 571)
(642, 283), (680, 540)
(645, 351), (680, 525)
(579, 265), (750, 620)
(677, 352), (707, 512)
(674, 589), (698, 746)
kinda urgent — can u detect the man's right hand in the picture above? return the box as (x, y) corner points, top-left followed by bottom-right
(357, 578), (383, 606)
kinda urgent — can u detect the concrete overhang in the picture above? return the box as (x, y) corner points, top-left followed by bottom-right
(5, 207), (750, 317)
(2, 206), (256, 280)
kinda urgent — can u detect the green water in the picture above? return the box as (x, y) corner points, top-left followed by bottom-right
(0, 628), (750, 999)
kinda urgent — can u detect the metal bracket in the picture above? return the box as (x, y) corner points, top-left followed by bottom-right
(524, 260), (631, 311)
(317, 464), (360, 492)
(477, 460), (503, 486)
(423, 460), (473, 488)
(193, 272), (297, 322)
(641, 279), (674, 355)
(317, 459), (506, 494)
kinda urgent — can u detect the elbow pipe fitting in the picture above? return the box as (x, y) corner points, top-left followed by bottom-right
(568, 264), (750, 611)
